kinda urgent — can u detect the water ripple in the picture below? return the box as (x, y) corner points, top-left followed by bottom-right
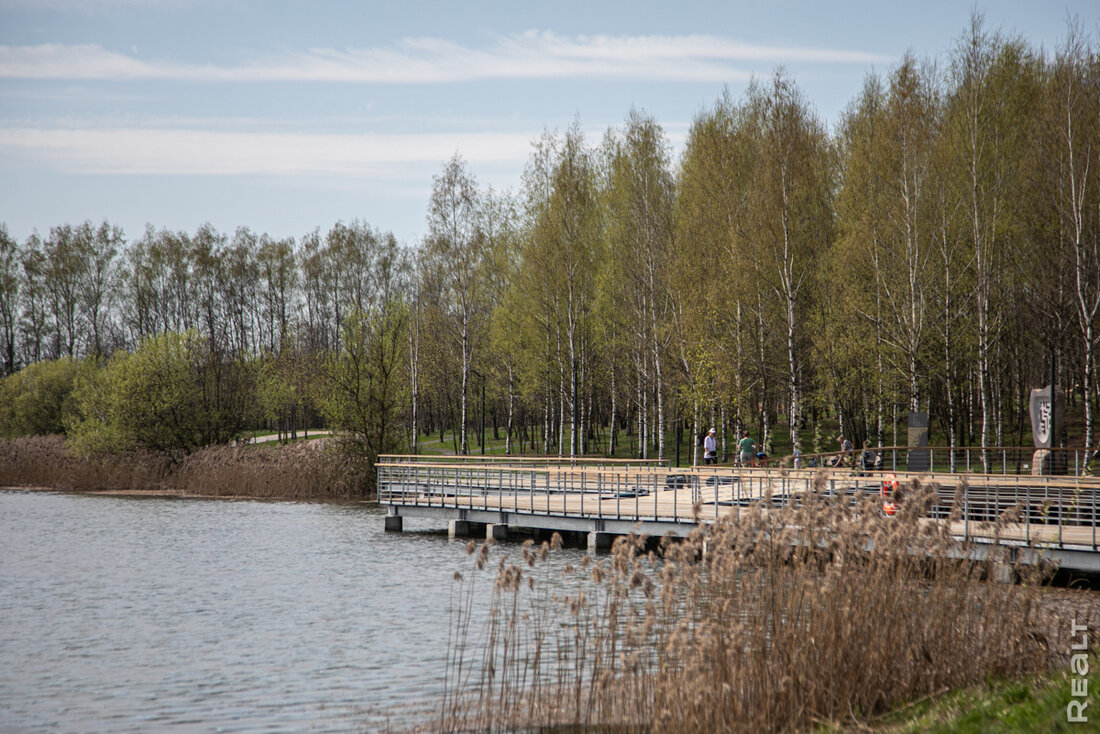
(0, 490), (584, 732)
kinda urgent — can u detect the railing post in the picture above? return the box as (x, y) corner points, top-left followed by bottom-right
(1025, 481), (1031, 545)
(616, 472), (621, 519)
(577, 469), (583, 518)
(594, 470), (602, 521)
(634, 472), (640, 521)
(714, 472), (719, 519)
(1058, 483), (1063, 548)
(963, 481), (969, 541)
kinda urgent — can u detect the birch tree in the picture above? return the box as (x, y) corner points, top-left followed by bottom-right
(604, 109), (676, 459)
(425, 154), (487, 455)
(1037, 26), (1100, 451)
(943, 15), (1037, 463)
(738, 74), (833, 449)
(0, 226), (18, 374)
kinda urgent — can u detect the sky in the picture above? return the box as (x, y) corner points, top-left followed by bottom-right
(2, 0), (1099, 248)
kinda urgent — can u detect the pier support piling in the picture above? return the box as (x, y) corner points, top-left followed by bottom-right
(384, 515), (403, 533)
(487, 523), (509, 541)
(587, 531), (615, 552)
(448, 520), (471, 539)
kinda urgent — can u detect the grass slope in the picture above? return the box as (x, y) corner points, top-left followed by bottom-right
(854, 653), (1098, 733)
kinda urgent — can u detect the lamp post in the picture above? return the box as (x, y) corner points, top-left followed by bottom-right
(471, 369), (486, 455)
(674, 417), (681, 468)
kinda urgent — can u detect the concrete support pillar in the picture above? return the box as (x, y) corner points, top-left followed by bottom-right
(587, 531), (614, 551)
(448, 519), (471, 539)
(992, 563), (1015, 584)
(384, 515), (403, 533)
(486, 523), (508, 541)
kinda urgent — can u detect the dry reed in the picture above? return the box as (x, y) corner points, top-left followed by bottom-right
(440, 474), (1073, 733)
(0, 435), (368, 499)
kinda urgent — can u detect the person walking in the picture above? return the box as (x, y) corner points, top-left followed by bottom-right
(832, 434), (853, 467)
(861, 439), (878, 471)
(703, 428), (718, 465)
(738, 431), (755, 467)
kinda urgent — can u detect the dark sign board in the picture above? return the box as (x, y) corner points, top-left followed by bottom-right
(907, 411), (930, 473)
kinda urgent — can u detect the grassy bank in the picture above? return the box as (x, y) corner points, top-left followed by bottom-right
(441, 478), (1098, 732)
(0, 435), (370, 499)
(847, 651), (1099, 733)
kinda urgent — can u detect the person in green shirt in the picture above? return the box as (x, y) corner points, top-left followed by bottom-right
(738, 431), (755, 466)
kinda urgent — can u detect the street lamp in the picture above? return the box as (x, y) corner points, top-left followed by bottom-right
(471, 369), (486, 455)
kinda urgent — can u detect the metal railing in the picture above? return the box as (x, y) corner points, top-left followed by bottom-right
(377, 457), (1100, 552)
(788, 445), (1099, 477)
(378, 454), (668, 470)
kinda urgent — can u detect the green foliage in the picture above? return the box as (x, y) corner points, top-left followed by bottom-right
(256, 351), (297, 426)
(4, 17), (1100, 461)
(313, 303), (409, 487)
(0, 356), (82, 437)
(67, 330), (256, 455)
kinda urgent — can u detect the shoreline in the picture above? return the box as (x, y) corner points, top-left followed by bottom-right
(0, 436), (372, 501)
(0, 485), (374, 504)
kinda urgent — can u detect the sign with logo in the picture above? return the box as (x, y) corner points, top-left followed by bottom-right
(1029, 386), (1065, 448)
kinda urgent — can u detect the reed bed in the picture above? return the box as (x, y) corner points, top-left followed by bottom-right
(0, 435), (173, 491)
(0, 435), (368, 499)
(171, 442), (367, 499)
(440, 475), (1077, 733)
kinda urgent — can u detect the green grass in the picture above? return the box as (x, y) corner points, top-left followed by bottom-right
(832, 653), (1099, 733)
(412, 425), (801, 465)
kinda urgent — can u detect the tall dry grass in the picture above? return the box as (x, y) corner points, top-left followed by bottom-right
(0, 435), (173, 491)
(171, 442), (368, 499)
(0, 435), (369, 499)
(441, 476), (1064, 732)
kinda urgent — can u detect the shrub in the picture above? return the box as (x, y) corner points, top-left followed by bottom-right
(0, 357), (82, 438)
(67, 331), (258, 455)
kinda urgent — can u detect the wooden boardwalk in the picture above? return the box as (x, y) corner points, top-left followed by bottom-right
(377, 457), (1100, 570)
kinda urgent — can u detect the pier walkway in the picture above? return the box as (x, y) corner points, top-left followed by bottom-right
(376, 453), (1100, 571)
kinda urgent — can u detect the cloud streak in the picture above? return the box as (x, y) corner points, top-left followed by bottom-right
(0, 32), (891, 83)
(0, 127), (537, 175)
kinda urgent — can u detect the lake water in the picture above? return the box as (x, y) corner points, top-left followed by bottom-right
(0, 490), (585, 732)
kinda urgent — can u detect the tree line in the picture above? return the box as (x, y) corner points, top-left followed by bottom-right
(1, 17), (1098, 471)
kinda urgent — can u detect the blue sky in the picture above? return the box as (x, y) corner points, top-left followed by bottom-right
(2, 0), (1098, 246)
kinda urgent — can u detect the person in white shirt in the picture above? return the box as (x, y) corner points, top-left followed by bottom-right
(704, 428), (718, 464)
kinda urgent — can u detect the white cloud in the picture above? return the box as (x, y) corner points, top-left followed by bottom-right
(0, 127), (537, 175)
(0, 32), (892, 83)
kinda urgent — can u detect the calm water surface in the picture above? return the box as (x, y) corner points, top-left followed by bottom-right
(0, 490), (582, 732)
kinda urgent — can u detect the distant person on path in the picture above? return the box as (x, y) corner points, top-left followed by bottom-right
(704, 428), (718, 464)
(832, 434), (853, 467)
(738, 431), (755, 466)
(861, 440), (878, 471)
(792, 441), (803, 469)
